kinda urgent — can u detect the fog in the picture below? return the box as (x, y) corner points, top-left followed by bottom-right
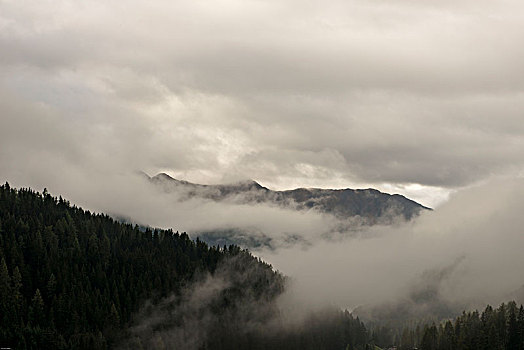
(105, 175), (524, 347)
(118, 252), (287, 350)
(124, 175), (524, 314)
(4, 161), (524, 317)
(261, 178), (524, 315)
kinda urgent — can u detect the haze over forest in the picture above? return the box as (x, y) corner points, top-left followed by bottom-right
(1, 0), (524, 349)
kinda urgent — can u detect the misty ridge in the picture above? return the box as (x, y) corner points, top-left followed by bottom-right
(103, 172), (524, 325)
(46, 170), (524, 318)
(145, 172), (428, 222)
(142, 171), (429, 250)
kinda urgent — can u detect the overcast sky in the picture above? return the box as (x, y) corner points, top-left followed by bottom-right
(2, 0), (524, 207)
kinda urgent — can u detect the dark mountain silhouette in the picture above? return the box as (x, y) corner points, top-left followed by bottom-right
(147, 172), (430, 224)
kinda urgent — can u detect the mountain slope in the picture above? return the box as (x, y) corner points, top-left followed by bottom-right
(0, 183), (374, 350)
(148, 172), (430, 223)
(0, 183), (282, 349)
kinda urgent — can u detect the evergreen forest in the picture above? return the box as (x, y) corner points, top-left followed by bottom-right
(2, 183), (524, 350)
(0, 184), (370, 349)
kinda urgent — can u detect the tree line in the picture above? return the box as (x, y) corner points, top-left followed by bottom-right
(365, 300), (524, 349)
(413, 301), (524, 350)
(0, 183), (375, 349)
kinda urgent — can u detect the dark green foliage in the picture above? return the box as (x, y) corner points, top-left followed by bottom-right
(414, 302), (524, 350)
(0, 183), (227, 348)
(0, 183), (374, 350)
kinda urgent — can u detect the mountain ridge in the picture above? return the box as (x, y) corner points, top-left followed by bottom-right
(145, 172), (430, 223)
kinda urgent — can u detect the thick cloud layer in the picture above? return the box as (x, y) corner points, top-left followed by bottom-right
(2, 0), (524, 207)
(261, 178), (524, 313)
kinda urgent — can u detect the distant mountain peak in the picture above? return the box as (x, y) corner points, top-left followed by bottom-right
(153, 172), (175, 181)
(150, 173), (194, 186)
(222, 179), (266, 190)
(150, 173), (266, 189)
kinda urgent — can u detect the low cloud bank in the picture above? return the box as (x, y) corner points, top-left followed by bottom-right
(3, 161), (524, 322)
(260, 178), (524, 319)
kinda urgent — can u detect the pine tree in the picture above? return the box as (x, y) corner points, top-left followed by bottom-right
(517, 306), (524, 350)
(420, 323), (438, 350)
(11, 266), (23, 325)
(508, 306), (520, 350)
(29, 288), (45, 326)
(440, 320), (455, 350)
(0, 258), (11, 325)
(47, 273), (57, 301)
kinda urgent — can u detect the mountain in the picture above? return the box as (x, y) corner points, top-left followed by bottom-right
(0, 183), (373, 350)
(147, 172), (430, 224)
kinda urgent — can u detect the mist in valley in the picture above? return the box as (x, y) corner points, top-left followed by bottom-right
(7, 165), (524, 325)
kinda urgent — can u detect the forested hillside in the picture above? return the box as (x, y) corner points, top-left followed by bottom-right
(0, 183), (274, 348)
(0, 183), (373, 350)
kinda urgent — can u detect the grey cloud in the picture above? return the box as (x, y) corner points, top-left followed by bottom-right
(2, 0), (524, 203)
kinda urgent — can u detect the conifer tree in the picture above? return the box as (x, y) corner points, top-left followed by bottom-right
(29, 288), (45, 326)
